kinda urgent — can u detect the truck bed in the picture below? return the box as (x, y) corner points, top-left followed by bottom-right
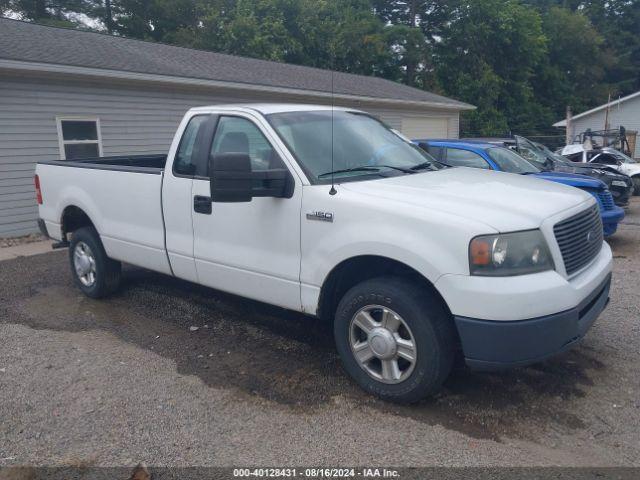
(36, 153), (172, 275)
(38, 154), (167, 174)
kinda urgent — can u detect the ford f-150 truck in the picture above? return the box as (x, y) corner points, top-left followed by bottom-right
(35, 104), (613, 403)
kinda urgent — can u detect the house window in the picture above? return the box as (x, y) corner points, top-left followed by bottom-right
(56, 118), (103, 160)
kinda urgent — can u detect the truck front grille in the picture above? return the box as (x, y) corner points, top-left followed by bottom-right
(553, 205), (603, 276)
(596, 190), (615, 210)
(585, 188), (615, 211)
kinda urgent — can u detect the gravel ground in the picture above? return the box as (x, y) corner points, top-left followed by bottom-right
(0, 199), (639, 468)
(0, 233), (45, 249)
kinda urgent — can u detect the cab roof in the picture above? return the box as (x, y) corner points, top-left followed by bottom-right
(413, 139), (499, 151)
(189, 103), (363, 115)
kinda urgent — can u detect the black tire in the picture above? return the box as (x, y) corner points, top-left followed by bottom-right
(334, 276), (455, 403)
(68, 226), (121, 298)
(633, 176), (640, 196)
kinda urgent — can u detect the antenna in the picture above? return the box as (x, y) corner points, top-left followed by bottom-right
(329, 52), (337, 196)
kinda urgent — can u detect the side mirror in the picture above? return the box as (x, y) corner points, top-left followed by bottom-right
(210, 153), (253, 203)
(210, 153), (295, 203)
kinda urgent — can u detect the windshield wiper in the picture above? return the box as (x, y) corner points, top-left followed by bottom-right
(318, 164), (415, 178)
(411, 160), (452, 170)
(411, 161), (434, 171)
(376, 164), (416, 173)
(318, 166), (381, 178)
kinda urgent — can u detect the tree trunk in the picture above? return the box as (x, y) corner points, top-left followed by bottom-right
(34, 0), (48, 19)
(104, 0), (113, 33)
(405, 0), (418, 86)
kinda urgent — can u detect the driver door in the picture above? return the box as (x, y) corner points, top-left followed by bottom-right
(191, 113), (303, 310)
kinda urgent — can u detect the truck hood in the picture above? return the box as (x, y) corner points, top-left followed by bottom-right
(556, 163), (628, 178)
(341, 167), (593, 232)
(623, 163), (640, 175)
(579, 163), (629, 176)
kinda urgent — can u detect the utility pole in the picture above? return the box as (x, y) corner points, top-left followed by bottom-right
(565, 106), (572, 146)
(603, 92), (612, 147)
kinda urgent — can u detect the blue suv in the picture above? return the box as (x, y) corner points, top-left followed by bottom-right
(414, 139), (624, 237)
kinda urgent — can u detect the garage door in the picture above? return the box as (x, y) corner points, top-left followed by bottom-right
(400, 117), (449, 139)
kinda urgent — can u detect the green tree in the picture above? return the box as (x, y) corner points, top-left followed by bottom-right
(435, 0), (547, 135)
(2, 0), (91, 26)
(170, 0), (393, 76)
(581, 0), (640, 94)
(530, 6), (609, 131)
(372, 1), (450, 87)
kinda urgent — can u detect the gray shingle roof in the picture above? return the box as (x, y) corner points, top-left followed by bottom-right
(0, 18), (473, 109)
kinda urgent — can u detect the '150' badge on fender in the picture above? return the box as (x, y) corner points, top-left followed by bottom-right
(306, 211), (334, 222)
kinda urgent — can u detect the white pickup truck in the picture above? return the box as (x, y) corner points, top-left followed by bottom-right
(36, 104), (612, 402)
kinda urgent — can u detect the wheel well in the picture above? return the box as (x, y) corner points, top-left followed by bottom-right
(317, 255), (450, 322)
(61, 206), (95, 240)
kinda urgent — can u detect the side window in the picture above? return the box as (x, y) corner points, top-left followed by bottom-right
(174, 115), (208, 176)
(444, 148), (491, 169)
(565, 152), (583, 162)
(211, 116), (284, 171)
(595, 154), (619, 165)
(424, 144), (443, 160)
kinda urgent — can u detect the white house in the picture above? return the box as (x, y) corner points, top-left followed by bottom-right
(553, 90), (640, 159)
(0, 18), (474, 237)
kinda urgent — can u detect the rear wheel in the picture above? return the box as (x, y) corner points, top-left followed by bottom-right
(69, 226), (121, 298)
(334, 276), (455, 403)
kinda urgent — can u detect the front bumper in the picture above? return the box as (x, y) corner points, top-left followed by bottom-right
(455, 273), (611, 370)
(601, 205), (625, 237)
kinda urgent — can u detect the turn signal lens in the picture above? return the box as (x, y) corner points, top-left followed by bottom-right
(34, 174), (43, 205)
(470, 238), (491, 266)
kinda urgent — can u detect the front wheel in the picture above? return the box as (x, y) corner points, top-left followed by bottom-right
(633, 176), (640, 196)
(69, 226), (121, 298)
(334, 277), (456, 403)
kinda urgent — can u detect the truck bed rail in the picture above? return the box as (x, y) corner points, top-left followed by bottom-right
(38, 154), (167, 174)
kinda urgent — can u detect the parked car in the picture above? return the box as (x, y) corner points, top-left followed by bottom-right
(414, 140), (624, 237)
(35, 104), (612, 403)
(463, 136), (634, 207)
(561, 144), (640, 195)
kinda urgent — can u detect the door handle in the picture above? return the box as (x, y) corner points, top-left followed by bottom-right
(194, 195), (212, 214)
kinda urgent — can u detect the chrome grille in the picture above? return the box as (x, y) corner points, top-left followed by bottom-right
(554, 205), (603, 276)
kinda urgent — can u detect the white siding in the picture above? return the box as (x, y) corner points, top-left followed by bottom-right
(569, 95), (640, 159)
(0, 74), (461, 236)
(400, 117), (448, 139)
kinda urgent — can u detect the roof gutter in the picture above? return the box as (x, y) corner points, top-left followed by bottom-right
(0, 58), (475, 111)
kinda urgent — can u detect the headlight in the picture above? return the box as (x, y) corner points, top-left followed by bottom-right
(469, 230), (554, 276)
(611, 180), (628, 187)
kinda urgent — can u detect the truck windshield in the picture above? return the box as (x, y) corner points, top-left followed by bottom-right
(513, 135), (554, 169)
(608, 150), (637, 164)
(486, 147), (539, 174)
(535, 142), (574, 166)
(267, 110), (440, 184)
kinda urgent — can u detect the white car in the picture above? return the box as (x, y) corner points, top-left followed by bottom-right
(561, 144), (640, 194)
(35, 104), (612, 402)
